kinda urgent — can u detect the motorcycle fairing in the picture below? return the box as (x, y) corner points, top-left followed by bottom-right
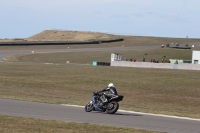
(106, 95), (124, 102)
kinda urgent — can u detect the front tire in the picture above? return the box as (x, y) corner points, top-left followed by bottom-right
(106, 101), (119, 114)
(85, 101), (94, 112)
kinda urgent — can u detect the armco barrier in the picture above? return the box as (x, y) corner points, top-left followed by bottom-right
(93, 61), (97, 66)
(96, 62), (110, 66)
(111, 61), (200, 70)
(0, 38), (124, 46)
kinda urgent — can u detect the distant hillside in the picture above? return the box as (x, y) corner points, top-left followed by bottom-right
(1, 30), (200, 47)
(26, 30), (122, 42)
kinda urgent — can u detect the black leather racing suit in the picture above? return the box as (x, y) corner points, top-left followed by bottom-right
(98, 86), (118, 95)
(95, 86), (118, 102)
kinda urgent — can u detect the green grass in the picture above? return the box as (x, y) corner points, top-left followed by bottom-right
(0, 115), (163, 133)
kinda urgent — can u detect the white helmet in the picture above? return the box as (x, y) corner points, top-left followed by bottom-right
(108, 83), (114, 88)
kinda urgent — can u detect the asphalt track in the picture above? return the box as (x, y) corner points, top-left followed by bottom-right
(0, 45), (200, 133)
(0, 46), (160, 61)
(0, 44), (198, 61)
(0, 99), (200, 133)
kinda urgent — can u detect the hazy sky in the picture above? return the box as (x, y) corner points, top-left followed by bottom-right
(0, 0), (200, 38)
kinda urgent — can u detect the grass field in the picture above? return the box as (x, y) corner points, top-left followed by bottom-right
(6, 48), (192, 63)
(0, 115), (163, 133)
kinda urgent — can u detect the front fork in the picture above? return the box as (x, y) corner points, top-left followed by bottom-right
(92, 94), (103, 111)
(92, 94), (97, 104)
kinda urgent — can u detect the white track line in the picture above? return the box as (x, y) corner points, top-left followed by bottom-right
(36, 51), (71, 54)
(43, 63), (54, 65)
(61, 104), (200, 121)
(61, 104), (84, 108)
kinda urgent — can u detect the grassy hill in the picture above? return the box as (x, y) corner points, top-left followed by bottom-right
(26, 30), (122, 42)
(0, 30), (122, 42)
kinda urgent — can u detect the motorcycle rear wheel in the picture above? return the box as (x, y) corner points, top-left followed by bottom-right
(106, 101), (119, 114)
(85, 101), (94, 112)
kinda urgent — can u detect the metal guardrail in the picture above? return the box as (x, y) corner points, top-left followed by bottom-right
(0, 39), (124, 46)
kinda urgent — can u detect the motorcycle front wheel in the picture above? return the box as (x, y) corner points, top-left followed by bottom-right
(106, 101), (119, 114)
(85, 101), (94, 112)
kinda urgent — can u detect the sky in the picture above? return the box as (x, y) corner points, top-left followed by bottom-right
(0, 0), (200, 38)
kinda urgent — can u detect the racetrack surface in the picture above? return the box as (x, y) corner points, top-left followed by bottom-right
(0, 45), (161, 61)
(1, 43), (198, 61)
(0, 99), (200, 133)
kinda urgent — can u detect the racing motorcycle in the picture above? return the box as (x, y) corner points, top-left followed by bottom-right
(85, 92), (124, 114)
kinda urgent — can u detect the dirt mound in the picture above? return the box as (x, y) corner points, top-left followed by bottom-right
(26, 30), (122, 42)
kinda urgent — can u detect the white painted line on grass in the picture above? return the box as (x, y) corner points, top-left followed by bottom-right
(61, 104), (200, 121)
(36, 51), (71, 54)
(43, 63), (54, 65)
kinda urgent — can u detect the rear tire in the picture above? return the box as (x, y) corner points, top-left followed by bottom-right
(85, 101), (94, 112)
(106, 101), (119, 114)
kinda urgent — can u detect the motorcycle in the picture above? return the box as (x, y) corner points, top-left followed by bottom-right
(85, 92), (124, 114)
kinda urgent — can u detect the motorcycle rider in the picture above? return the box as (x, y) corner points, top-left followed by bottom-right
(93, 83), (118, 110)
(96, 83), (118, 95)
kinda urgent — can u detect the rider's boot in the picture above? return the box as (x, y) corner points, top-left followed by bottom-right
(94, 104), (102, 111)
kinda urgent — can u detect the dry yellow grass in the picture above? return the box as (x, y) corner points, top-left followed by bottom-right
(27, 30), (122, 41)
(1, 48), (200, 118)
(1, 30), (199, 133)
(0, 30), (122, 42)
(1, 31), (200, 118)
(0, 115), (163, 133)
